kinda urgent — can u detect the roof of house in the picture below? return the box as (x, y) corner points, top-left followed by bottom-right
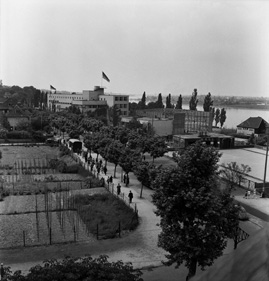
(237, 116), (269, 129)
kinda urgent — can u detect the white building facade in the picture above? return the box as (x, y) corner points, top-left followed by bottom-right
(47, 86), (129, 115)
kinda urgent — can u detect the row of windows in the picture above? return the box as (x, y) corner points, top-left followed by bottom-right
(50, 96), (83, 100)
(116, 104), (128, 108)
(115, 96), (128, 101)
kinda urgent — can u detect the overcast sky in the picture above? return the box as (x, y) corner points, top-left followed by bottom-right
(1, 0), (269, 97)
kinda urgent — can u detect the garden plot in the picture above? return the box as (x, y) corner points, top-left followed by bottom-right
(0, 146), (59, 168)
(0, 189), (106, 249)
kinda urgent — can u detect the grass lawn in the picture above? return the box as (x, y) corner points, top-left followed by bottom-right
(71, 193), (139, 239)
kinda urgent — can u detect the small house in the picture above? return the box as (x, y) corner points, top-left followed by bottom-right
(236, 117), (269, 136)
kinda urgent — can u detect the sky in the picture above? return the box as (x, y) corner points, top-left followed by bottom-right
(1, 0), (269, 97)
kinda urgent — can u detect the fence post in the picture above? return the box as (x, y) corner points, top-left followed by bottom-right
(0, 263), (4, 279)
(96, 224), (99, 240)
(49, 227), (52, 245)
(23, 231), (26, 247)
(118, 221), (121, 238)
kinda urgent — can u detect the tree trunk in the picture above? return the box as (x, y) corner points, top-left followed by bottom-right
(140, 183), (144, 198)
(186, 259), (197, 280)
(114, 164), (117, 178)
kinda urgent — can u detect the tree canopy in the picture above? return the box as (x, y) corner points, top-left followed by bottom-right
(2, 255), (143, 281)
(203, 92), (213, 112)
(152, 142), (239, 280)
(189, 89), (198, 110)
(175, 95), (182, 109)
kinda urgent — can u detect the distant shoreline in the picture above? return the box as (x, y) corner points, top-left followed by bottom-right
(129, 98), (269, 111)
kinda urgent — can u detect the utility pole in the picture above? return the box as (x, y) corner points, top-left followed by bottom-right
(262, 126), (269, 196)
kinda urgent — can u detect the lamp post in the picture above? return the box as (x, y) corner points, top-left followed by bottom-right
(262, 126), (269, 196)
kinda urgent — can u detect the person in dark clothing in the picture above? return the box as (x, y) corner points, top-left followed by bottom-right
(110, 175), (113, 183)
(128, 191), (133, 203)
(126, 175), (130, 187)
(103, 166), (107, 175)
(117, 183), (121, 195)
(123, 174), (126, 184)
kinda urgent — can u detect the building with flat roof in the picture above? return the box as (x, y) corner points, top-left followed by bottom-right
(173, 132), (234, 150)
(47, 86), (129, 115)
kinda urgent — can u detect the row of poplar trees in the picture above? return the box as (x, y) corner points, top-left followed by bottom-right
(136, 90), (227, 127)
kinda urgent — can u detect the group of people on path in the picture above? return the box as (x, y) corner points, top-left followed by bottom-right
(81, 150), (134, 204)
(244, 188), (258, 199)
(116, 182), (133, 203)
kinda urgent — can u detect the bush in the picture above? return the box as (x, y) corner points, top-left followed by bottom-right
(32, 131), (47, 142)
(6, 130), (31, 139)
(70, 193), (139, 238)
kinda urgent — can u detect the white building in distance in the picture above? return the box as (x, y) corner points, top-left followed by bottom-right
(47, 86), (129, 116)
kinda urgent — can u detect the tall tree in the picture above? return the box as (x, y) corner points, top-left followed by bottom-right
(152, 142), (239, 280)
(175, 95), (182, 109)
(166, 93), (172, 108)
(220, 108), (227, 127)
(106, 140), (124, 177)
(203, 92), (213, 112)
(189, 89), (198, 110)
(156, 93), (164, 108)
(215, 108), (220, 127)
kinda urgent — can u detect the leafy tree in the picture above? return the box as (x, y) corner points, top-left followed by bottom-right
(126, 117), (143, 131)
(1, 255), (143, 281)
(148, 137), (168, 163)
(133, 160), (158, 198)
(189, 89), (198, 110)
(119, 147), (141, 181)
(156, 93), (164, 108)
(220, 162), (251, 190)
(129, 102), (139, 116)
(147, 101), (156, 109)
(175, 95), (182, 109)
(166, 93), (173, 108)
(220, 108), (227, 127)
(137, 91), (146, 110)
(214, 108), (220, 127)
(203, 92), (213, 112)
(106, 140), (124, 177)
(152, 142), (239, 280)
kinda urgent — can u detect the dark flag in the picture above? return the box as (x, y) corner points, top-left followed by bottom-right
(102, 72), (110, 82)
(50, 85), (56, 90)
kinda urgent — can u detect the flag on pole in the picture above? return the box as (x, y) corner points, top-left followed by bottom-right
(50, 85), (56, 90)
(102, 72), (110, 82)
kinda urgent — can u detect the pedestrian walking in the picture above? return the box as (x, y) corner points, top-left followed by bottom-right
(123, 174), (126, 184)
(247, 190), (251, 199)
(126, 175), (130, 187)
(128, 190), (133, 203)
(253, 188), (257, 199)
(110, 175), (113, 183)
(107, 177), (110, 186)
(103, 166), (107, 175)
(117, 183), (121, 195)
(244, 191), (248, 198)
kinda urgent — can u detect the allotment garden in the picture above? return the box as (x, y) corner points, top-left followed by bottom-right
(0, 145), (139, 249)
